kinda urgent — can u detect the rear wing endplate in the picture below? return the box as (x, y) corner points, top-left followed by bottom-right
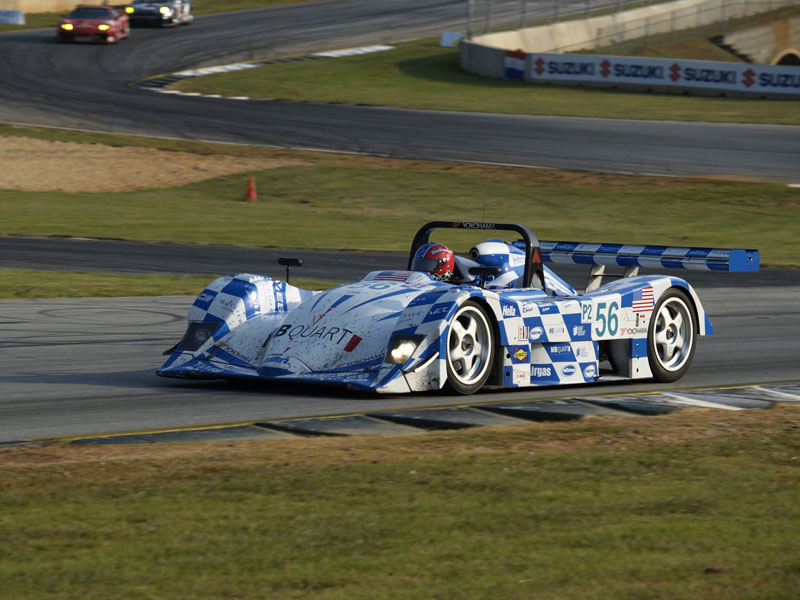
(540, 242), (760, 291)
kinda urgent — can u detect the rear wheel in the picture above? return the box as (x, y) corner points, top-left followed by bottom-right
(444, 300), (495, 394)
(647, 288), (697, 382)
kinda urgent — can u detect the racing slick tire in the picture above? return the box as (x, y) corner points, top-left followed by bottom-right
(444, 300), (495, 394)
(647, 288), (697, 382)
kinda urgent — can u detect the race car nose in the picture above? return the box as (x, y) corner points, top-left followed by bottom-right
(257, 355), (311, 377)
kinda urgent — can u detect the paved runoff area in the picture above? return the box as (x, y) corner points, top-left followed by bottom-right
(23, 383), (800, 446)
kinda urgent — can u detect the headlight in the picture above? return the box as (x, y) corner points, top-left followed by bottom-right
(177, 322), (220, 352)
(386, 333), (425, 365)
(60, 23), (73, 30)
(97, 24), (110, 31)
(159, 6), (171, 14)
(125, 6), (134, 13)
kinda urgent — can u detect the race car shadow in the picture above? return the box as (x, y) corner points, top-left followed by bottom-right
(0, 369), (176, 390)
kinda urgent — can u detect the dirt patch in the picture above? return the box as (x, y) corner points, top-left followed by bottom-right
(0, 136), (307, 192)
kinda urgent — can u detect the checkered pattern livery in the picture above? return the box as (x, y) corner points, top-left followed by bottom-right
(188, 274), (310, 325)
(159, 274), (313, 374)
(160, 269), (702, 391)
(159, 227), (751, 393)
(540, 242), (760, 272)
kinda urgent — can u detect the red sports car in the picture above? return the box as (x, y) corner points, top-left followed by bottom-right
(57, 5), (130, 43)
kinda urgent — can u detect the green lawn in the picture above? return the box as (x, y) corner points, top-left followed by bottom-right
(2, 405), (799, 599)
(2, 154), (797, 266)
(0, 269), (337, 299)
(1, 7), (797, 597)
(170, 37), (800, 125)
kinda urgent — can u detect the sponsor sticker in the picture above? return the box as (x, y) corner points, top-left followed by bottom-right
(455, 222), (495, 229)
(620, 327), (648, 336)
(274, 323), (357, 345)
(344, 334), (362, 352)
(343, 372), (373, 382)
(549, 344), (572, 355)
(538, 302), (560, 315)
(263, 356), (290, 365)
(531, 366), (552, 378)
(428, 304), (450, 318)
(313, 308), (332, 323)
(510, 346), (529, 364)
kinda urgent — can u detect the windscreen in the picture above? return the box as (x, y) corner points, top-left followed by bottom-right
(69, 8), (113, 19)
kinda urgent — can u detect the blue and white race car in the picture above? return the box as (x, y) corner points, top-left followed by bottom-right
(158, 221), (759, 394)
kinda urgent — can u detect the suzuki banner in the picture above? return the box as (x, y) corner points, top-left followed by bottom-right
(524, 53), (800, 97)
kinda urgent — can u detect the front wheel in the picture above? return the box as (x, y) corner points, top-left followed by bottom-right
(647, 288), (697, 382)
(444, 300), (495, 394)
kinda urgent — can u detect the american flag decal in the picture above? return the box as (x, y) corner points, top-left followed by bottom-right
(373, 271), (409, 282)
(632, 286), (654, 312)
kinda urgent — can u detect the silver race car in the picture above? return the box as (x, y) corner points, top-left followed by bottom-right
(158, 221), (759, 394)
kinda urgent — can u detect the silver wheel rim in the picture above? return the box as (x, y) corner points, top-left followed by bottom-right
(653, 297), (694, 372)
(447, 305), (492, 386)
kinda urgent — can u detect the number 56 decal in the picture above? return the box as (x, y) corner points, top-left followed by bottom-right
(593, 301), (619, 337)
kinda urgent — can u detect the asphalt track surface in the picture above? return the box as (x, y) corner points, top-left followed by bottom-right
(1, 237), (799, 442)
(2, 280), (798, 442)
(0, 0), (798, 181)
(1, 1), (799, 440)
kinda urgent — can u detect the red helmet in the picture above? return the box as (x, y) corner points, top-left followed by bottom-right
(411, 243), (455, 281)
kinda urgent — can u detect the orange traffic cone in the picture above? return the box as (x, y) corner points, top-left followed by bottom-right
(244, 174), (257, 202)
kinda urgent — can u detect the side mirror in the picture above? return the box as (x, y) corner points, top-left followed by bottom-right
(278, 257), (302, 283)
(468, 266), (502, 277)
(468, 266), (502, 288)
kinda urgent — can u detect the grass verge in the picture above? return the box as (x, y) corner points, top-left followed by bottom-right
(170, 36), (800, 125)
(2, 404), (799, 599)
(0, 269), (338, 299)
(2, 148), (798, 267)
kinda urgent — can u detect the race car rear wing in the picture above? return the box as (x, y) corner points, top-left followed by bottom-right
(539, 242), (760, 291)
